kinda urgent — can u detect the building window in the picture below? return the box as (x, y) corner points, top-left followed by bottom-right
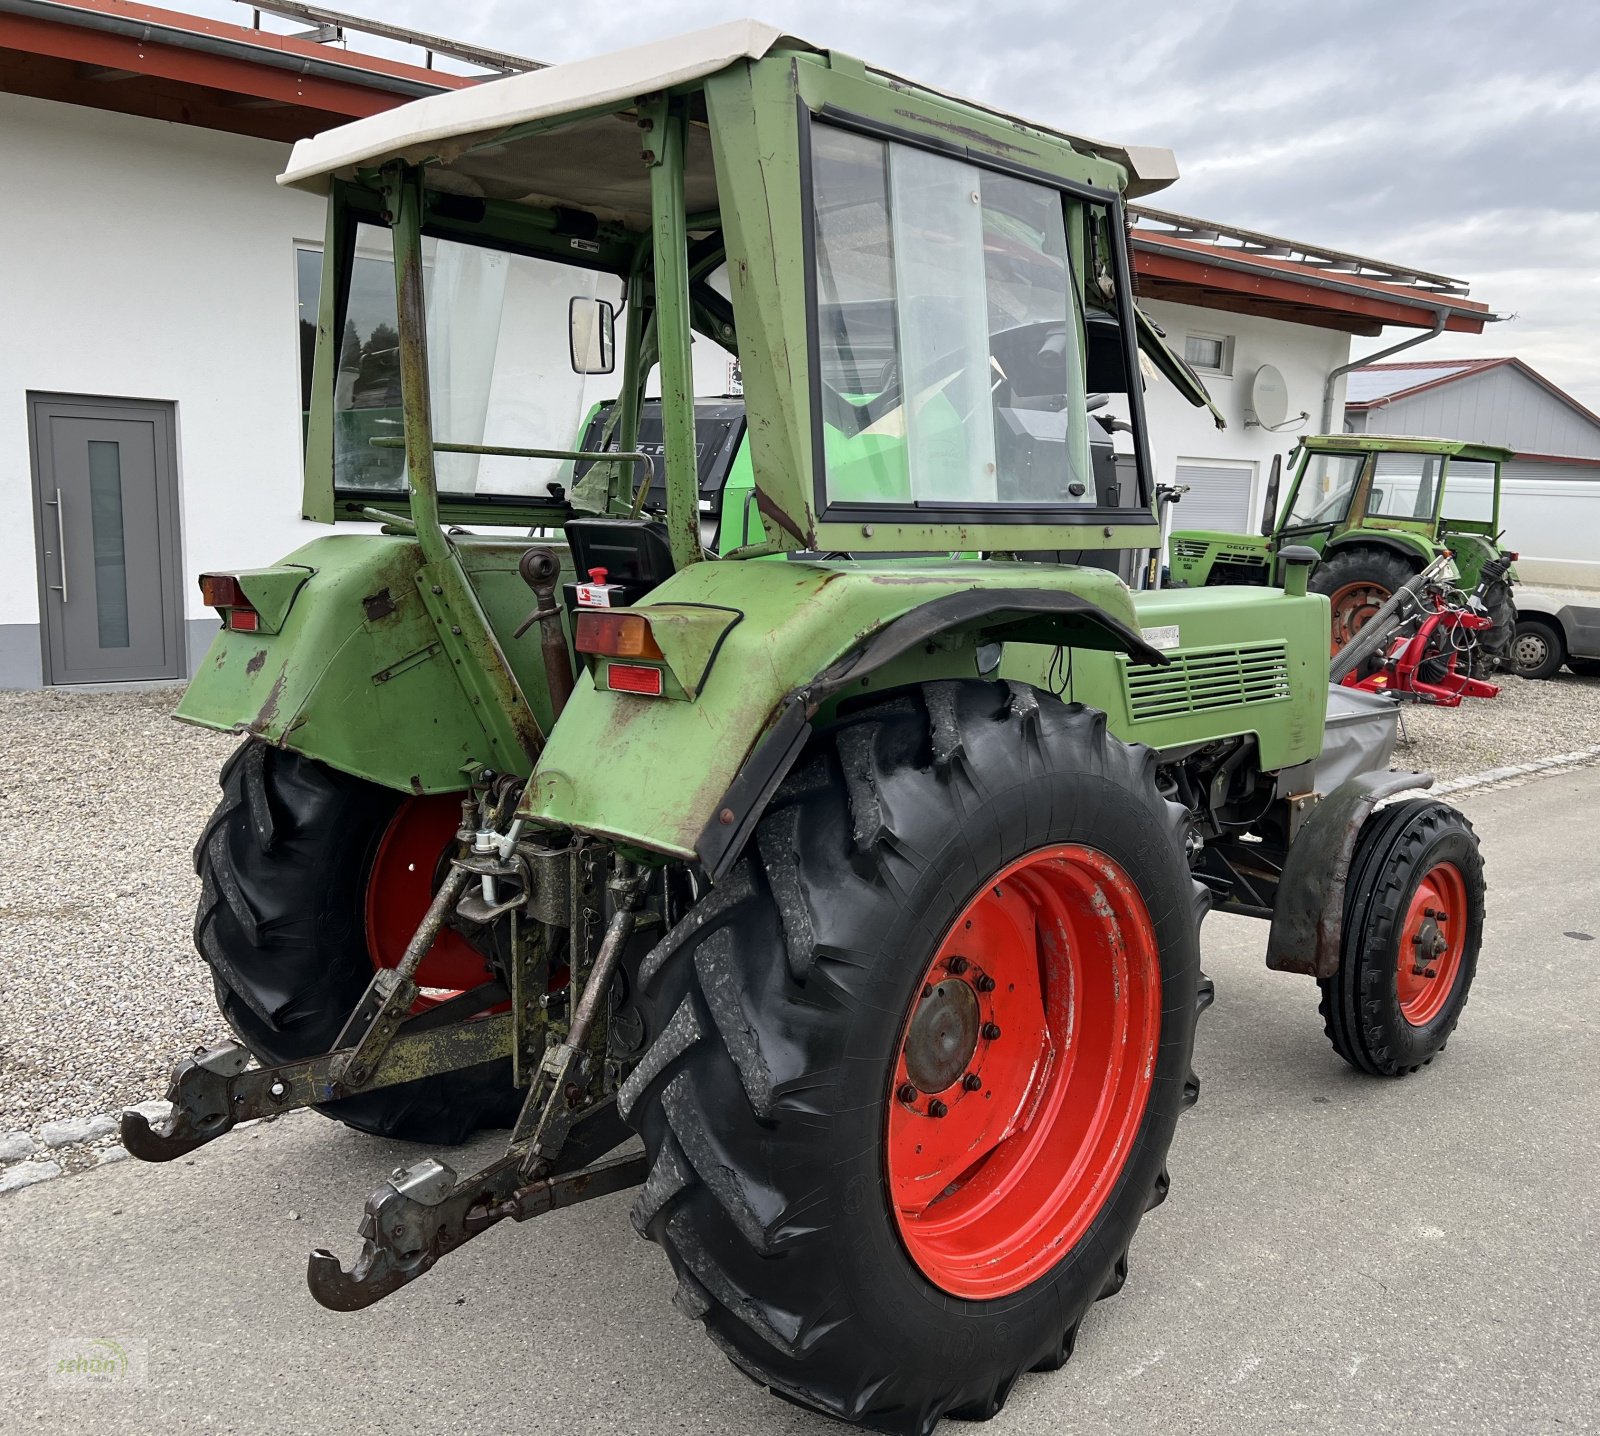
(1184, 332), (1234, 376)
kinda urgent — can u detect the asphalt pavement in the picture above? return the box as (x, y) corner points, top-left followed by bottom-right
(2, 766), (1598, 1435)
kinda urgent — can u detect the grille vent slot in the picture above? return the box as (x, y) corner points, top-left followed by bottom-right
(1124, 641), (1291, 721)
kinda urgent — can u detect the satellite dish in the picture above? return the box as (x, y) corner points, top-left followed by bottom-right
(1247, 363), (1289, 429)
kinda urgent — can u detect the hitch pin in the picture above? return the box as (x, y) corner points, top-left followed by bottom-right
(473, 818), (524, 906)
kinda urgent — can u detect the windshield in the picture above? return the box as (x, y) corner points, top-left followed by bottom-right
(809, 124), (1093, 510)
(1284, 451), (1366, 527)
(333, 224), (625, 500)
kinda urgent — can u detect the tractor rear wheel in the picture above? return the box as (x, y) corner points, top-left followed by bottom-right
(1319, 799), (1484, 1077)
(1308, 548), (1417, 654)
(193, 740), (521, 1143)
(621, 682), (1209, 1433)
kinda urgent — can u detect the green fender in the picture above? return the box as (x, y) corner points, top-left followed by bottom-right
(519, 558), (1161, 866)
(176, 532), (562, 794)
(1319, 529), (1439, 572)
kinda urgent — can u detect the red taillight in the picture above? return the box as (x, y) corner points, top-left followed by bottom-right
(200, 572), (260, 630)
(575, 610), (663, 660)
(605, 662), (664, 696)
(199, 573), (248, 608)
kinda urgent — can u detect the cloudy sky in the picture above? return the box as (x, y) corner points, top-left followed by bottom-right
(235, 1), (1600, 404)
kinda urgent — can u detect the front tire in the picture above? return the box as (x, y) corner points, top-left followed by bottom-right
(621, 682), (1209, 1433)
(1319, 799), (1484, 1077)
(193, 740), (521, 1143)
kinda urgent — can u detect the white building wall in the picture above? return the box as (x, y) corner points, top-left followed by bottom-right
(0, 92), (738, 686)
(0, 93), (323, 684)
(1130, 298), (1353, 538)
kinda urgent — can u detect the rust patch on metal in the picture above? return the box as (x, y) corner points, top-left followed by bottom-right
(245, 648), (268, 676)
(363, 587), (398, 622)
(409, 774), (426, 796)
(252, 670), (288, 732)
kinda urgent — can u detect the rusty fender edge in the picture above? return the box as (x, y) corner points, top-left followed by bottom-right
(694, 588), (1169, 879)
(1264, 768), (1436, 979)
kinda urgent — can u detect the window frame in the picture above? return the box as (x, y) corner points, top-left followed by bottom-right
(799, 104), (1157, 531)
(1182, 331), (1234, 377)
(310, 179), (637, 522)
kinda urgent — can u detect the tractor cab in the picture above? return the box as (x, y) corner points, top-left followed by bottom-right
(1168, 434), (1516, 653)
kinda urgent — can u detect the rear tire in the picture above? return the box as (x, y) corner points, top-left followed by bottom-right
(621, 682), (1210, 1433)
(1511, 618), (1564, 680)
(1308, 548), (1417, 654)
(193, 740), (521, 1143)
(1319, 799), (1484, 1077)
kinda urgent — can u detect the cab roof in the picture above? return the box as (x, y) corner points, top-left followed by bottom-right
(1304, 433), (1514, 463)
(278, 19), (1179, 225)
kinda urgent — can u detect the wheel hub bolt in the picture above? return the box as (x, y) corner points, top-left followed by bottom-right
(975, 975), (996, 993)
(962, 1073), (982, 1092)
(946, 956), (969, 975)
(927, 1099), (948, 1119)
(897, 1082), (918, 1104)
(982, 1022), (1002, 1041)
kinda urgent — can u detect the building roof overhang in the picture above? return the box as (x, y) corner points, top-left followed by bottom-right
(0, 0), (476, 141)
(1130, 211), (1495, 338)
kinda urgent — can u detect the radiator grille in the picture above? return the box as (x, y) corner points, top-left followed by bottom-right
(1170, 539), (1209, 560)
(1169, 539), (1269, 567)
(1124, 642), (1291, 721)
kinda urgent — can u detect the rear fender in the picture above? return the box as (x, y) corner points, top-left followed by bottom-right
(1320, 531), (1436, 573)
(177, 533), (561, 794)
(519, 559), (1164, 869)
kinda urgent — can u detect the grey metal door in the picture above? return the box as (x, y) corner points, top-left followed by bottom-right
(28, 395), (184, 684)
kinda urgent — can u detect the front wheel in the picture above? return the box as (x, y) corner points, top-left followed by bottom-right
(193, 741), (521, 1143)
(1319, 799), (1484, 1076)
(621, 682), (1209, 1432)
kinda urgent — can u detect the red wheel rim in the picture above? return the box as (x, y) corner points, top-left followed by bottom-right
(1328, 581), (1393, 653)
(885, 845), (1162, 1300)
(365, 795), (497, 1009)
(1395, 861), (1467, 1027)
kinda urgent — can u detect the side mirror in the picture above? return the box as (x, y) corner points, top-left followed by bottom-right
(1259, 454), (1281, 535)
(569, 296), (616, 375)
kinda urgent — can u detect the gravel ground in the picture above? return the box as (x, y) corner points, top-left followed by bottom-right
(0, 668), (1597, 1181)
(1393, 666), (1600, 780)
(0, 688), (236, 1175)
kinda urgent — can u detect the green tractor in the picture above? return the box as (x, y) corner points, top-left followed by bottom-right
(125, 24), (1487, 1433)
(1168, 434), (1518, 658)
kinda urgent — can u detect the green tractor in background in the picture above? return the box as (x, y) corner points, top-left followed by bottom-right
(123, 23), (1488, 1434)
(1168, 434), (1518, 659)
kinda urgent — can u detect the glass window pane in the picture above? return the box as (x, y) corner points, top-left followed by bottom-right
(1442, 459), (1496, 524)
(1367, 452), (1441, 520)
(1285, 452), (1365, 527)
(888, 145), (997, 502)
(331, 224), (625, 500)
(86, 439), (129, 650)
(810, 124), (1091, 511)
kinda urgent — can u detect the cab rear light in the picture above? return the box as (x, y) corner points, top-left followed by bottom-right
(199, 573), (248, 609)
(575, 610), (663, 660)
(199, 572), (260, 631)
(605, 662), (664, 696)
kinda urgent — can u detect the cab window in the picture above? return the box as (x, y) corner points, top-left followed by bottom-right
(809, 123), (1092, 510)
(1365, 452), (1442, 521)
(1284, 452), (1365, 527)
